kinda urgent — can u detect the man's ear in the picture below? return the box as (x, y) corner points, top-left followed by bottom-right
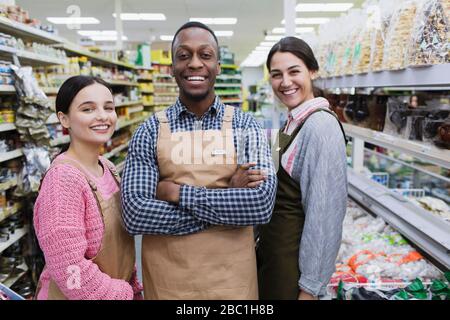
(216, 61), (221, 76)
(57, 111), (70, 129)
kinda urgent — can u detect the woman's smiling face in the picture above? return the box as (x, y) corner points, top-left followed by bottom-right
(269, 51), (316, 110)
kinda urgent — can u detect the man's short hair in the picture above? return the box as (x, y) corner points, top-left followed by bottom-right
(171, 21), (220, 60)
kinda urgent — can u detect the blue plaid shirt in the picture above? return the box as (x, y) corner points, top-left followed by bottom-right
(121, 96), (277, 235)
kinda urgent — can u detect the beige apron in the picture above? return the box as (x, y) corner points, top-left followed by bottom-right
(142, 105), (258, 300)
(35, 158), (136, 300)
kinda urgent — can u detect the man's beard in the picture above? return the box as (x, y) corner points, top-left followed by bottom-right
(180, 88), (212, 102)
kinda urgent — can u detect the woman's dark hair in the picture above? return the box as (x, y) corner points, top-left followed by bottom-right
(266, 36), (319, 72)
(56, 75), (112, 114)
(55, 75), (112, 154)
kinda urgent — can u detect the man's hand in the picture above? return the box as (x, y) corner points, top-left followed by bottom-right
(229, 162), (268, 188)
(298, 290), (318, 300)
(156, 181), (181, 204)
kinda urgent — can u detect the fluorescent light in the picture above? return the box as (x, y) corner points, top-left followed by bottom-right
(90, 35), (128, 41)
(47, 17), (100, 24)
(214, 30), (233, 37)
(296, 3), (353, 12)
(281, 17), (330, 24)
(189, 18), (237, 25)
(112, 13), (166, 21)
(265, 35), (284, 41)
(160, 35), (174, 41)
(77, 30), (117, 36)
(272, 27), (315, 34)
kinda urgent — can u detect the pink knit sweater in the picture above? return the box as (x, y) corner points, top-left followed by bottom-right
(34, 154), (142, 300)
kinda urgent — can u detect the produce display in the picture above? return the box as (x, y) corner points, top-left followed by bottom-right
(328, 199), (446, 300)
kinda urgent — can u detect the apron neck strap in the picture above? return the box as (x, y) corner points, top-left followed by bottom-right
(222, 105), (234, 131)
(156, 110), (171, 136)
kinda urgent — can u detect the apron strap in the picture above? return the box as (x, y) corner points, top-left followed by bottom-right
(155, 110), (171, 136)
(100, 157), (121, 186)
(222, 105), (234, 132)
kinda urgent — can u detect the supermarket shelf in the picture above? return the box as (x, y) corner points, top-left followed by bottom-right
(137, 77), (153, 81)
(115, 100), (143, 108)
(364, 148), (450, 184)
(216, 74), (242, 81)
(154, 83), (177, 87)
(154, 92), (178, 96)
(0, 45), (67, 66)
(153, 73), (172, 78)
(343, 123), (450, 170)
(214, 83), (242, 88)
(0, 85), (16, 93)
(140, 90), (154, 94)
(103, 142), (130, 160)
(0, 16), (64, 44)
(55, 42), (136, 69)
(2, 262), (28, 288)
(49, 135), (70, 147)
(143, 103), (154, 107)
(0, 203), (21, 224)
(216, 91), (241, 96)
(316, 64), (450, 89)
(135, 66), (153, 71)
(348, 168), (450, 269)
(16, 50), (67, 66)
(0, 149), (23, 163)
(0, 123), (16, 132)
(115, 115), (148, 131)
(127, 105), (144, 114)
(105, 80), (139, 87)
(0, 227), (28, 254)
(222, 99), (243, 104)
(221, 64), (238, 70)
(0, 178), (18, 192)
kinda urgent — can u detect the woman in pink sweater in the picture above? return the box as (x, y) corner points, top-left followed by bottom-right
(34, 75), (142, 300)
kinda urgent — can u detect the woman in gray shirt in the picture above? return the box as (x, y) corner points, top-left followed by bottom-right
(256, 37), (348, 300)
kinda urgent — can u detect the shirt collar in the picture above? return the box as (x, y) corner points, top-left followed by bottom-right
(174, 96), (222, 119)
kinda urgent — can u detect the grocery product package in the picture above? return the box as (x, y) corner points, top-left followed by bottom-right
(383, 97), (410, 137)
(370, 0), (400, 72)
(353, 2), (376, 74)
(341, 9), (366, 75)
(409, 0), (450, 66)
(383, 0), (427, 70)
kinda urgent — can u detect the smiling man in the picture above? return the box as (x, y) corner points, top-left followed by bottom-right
(121, 22), (277, 300)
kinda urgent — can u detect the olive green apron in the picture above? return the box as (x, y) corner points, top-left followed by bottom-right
(257, 108), (345, 300)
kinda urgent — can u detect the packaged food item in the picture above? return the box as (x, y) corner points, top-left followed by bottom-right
(409, 0), (449, 66)
(383, 0), (424, 70)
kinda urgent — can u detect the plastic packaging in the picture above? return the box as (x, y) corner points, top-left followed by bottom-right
(382, 0), (425, 70)
(408, 0), (450, 66)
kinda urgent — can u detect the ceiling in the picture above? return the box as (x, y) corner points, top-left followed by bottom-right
(15, 0), (364, 64)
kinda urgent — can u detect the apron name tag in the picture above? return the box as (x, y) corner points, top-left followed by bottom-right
(212, 149), (227, 156)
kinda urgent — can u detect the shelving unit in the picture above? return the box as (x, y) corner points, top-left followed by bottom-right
(335, 61), (450, 274)
(344, 123), (450, 170)
(216, 63), (242, 107)
(2, 262), (28, 288)
(0, 123), (16, 132)
(316, 64), (450, 89)
(0, 149), (23, 164)
(152, 64), (178, 108)
(0, 202), (21, 224)
(0, 227), (28, 255)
